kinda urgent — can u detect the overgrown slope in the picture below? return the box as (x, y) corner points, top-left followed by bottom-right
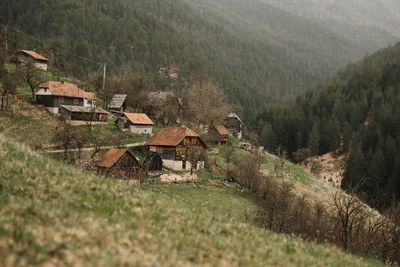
(0, 135), (383, 266)
(257, 42), (400, 210)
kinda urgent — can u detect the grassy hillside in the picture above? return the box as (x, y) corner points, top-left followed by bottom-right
(0, 135), (384, 266)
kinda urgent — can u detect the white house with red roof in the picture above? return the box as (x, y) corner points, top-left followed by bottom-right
(36, 81), (97, 114)
(116, 112), (154, 134)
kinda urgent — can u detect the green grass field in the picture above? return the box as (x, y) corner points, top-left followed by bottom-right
(0, 135), (384, 266)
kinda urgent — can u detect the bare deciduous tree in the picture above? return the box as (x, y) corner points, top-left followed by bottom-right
(183, 82), (232, 130)
(23, 63), (44, 100)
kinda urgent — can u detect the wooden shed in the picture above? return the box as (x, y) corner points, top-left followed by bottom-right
(224, 113), (243, 140)
(60, 105), (108, 124)
(97, 148), (140, 179)
(146, 126), (206, 171)
(18, 50), (48, 70)
(108, 94), (127, 114)
(142, 152), (163, 175)
(209, 125), (230, 145)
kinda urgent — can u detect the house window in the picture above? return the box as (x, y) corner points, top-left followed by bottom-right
(74, 99), (79, 105)
(59, 97), (64, 103)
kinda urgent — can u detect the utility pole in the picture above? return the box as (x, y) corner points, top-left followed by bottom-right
(5, 25), (8, 55)
(102, 63), (107, 108)
(102, 63), (107, 93)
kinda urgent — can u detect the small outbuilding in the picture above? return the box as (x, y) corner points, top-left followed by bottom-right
(142, 152), (163, 175)
(116, 112), (154, 135)
(97, 148), (140, 179)
(108, 94), (127, 114)
(18, 50), (48, 70)
(60, 105), (108, 125)
(224, 113), (243, 140)
(209, 125), (230, 145)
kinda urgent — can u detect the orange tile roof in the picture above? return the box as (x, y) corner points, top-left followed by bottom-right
(39, 81), (97, 100)
(146, 126), (202, 147)
(21, 50), (48, 61)
(84, 92), (97, 101)
(123, 113), (154, 125)
(215, 125), (230, 135)
(97, 148), (134, 168)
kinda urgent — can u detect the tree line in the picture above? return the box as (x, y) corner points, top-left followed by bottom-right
(255, 42), (400, 211)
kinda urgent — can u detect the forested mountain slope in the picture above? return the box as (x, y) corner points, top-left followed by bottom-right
(257, 42), (400, 210)
(261, 0), (400, 52)
(0, 0), (369, 129)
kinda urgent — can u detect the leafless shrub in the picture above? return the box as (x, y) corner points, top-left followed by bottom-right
(237, 157), (400, 264)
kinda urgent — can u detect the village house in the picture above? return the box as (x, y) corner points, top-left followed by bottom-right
(146, 126), (206, 171)
(18, 50), (48, 71)
(97, 148), (140, 179)
(60, 105), (109, 125)
(36, 81), (97, 114)
(116, 113), (154, 135)
(224, 113), (243, 140)
(108, 94), (127, 114)
(209, 125), (230, 145)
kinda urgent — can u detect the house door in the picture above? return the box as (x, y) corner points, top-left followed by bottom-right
(182, 161), (186, 169)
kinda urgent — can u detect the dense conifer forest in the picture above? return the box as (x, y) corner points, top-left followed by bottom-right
(257, 43), (400, 210)
(0, 0), (371, 129)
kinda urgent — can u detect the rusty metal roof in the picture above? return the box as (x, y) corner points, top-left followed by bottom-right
(146, 126), (202, 147)
(123, 113), (154, 125)
(21, 50), (48, 61)
(60, 105), (109, 114)
(39, 81), (97, 100)
(97, 148), (136, 168)
(215, 125), (230, 135)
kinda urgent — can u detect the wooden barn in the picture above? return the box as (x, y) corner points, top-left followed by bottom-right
(18, 50), (48, 70)
(209, 125), (230, 145)
(146, 126), (206, 171)
(36, 81), (97, 114)
(116, 113), (154, 134)
(97, 148), (140, 179)
(60, 105), (108, 125)
(108, 94), (127, 114)
(224, 113), (243, 140)
(142, 152), (163, 175)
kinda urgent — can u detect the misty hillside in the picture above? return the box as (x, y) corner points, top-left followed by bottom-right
(257, 42), (400, 211)
(0, 0), (375, 129)
(262, 0), (400, 52)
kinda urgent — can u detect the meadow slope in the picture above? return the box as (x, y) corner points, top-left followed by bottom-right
(0, 135), (383, 266)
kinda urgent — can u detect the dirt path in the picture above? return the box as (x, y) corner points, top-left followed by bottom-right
(42, 142), (147, 153)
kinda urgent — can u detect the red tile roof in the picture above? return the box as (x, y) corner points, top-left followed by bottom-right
(97, 148), (134, 168)
(123, 113), (154, 125)
(215, 125), (229, 136)
(146, 126), (202, 147)
(85, 92), (97, 101)
(21, 50), (48, 61)
(39, 81), (97, 100)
